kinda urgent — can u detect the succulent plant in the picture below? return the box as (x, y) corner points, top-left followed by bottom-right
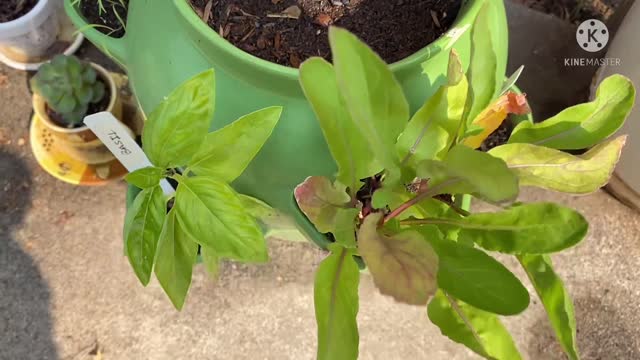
(31, 55), (106, 128)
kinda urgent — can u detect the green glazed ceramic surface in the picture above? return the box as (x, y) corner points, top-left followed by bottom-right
(65, 0), (509, 247)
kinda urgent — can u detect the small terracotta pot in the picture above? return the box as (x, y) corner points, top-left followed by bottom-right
(33, 62), (129, 164)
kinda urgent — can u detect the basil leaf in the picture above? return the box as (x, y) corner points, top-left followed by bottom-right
(358, 213), (438, 305)
(417, 145), (519, 203)
(458, 203), (588, 254)
(154, 208), (198, 310)
(124, 186), (166, 285)
(175, 176), (267, 262)
(239, 195), (309, 243)
(300, 58), (382, 193)
(423, 227), (529, 315)
(509, 74), (635, 149)
(518, 254), (579, 360)
(428, 290), (523, 360)
(125, 167), (164, 189)
(329, 27), (409, 176)
(315, 244), (360, 360)
(489, 136), (627, 194)
(201, 245), (220, 280)
(187, 106), (282, 182)
(142, 69), (216, 168)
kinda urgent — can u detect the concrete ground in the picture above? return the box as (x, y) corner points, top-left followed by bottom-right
(1, 3), (640, 359)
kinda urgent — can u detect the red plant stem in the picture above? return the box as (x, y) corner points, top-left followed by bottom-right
(383, 179), (460, 224)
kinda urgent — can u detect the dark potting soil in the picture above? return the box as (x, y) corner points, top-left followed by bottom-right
(480, 116), (515, 152)
(79, 0), (130, 38)
(510, 0), (622, 23)
(0, 0), (38, 23)
(45, 78), (111, 129)
(190, 0), (461, 68)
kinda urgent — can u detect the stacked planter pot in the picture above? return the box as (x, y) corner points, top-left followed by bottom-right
(65, 0), (511, 245)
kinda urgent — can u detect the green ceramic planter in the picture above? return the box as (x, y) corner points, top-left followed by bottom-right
(65, 0), (509, 247)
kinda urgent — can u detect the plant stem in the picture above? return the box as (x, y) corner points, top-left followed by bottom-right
(383, 179), (459, 224)
(399, 218), (462, 227)
(435, 197), (471, 217)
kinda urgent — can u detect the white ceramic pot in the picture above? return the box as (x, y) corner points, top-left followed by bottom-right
(0, 0), (59, 62)
(596, 1), (640, 210)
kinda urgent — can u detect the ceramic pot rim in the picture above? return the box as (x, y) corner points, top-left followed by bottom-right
(0, 0), (54, 38)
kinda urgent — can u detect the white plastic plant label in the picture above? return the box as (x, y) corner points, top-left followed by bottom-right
(84, 112), (175, 195)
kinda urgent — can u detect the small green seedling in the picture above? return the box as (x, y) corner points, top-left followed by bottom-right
(123, 69), (283, 310)
(71, 0), (128, 36)
(31, 55), (106, 127)
(296, 5), (634, 360)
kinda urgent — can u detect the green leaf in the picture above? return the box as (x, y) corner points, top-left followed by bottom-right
(57, 94), (77, 113)
(91, 82), (105, 103)
(329, 27), (409, 176)
(239, 195), (309, 243)
(125, 167), (164, 189)
(315, 244), (360, 360)
(358, 213), (438, 305)
(142, 69), (216, 168)
(201, 245), (220, 280)
(457, 203), (588, 254)
(466, 2), (498, 124)
(124, 186), (166, 285)
(500, 65), (524, 95)
(174, 176), (267, 262)
(428, 290), (522, 360)
(396, 87), (450, 166)
(397, 50), (469, 167)
(438, 50), (471, 146)
(154, 209), (198, 310)
(509, 75), (635, 149)
(294, 176), (352, 233)
(417, 145), (519, 203)
(489, 136), (627, 194)
(333, 208), (360, 248)
(422, 227), (529, 315)
(187, 106), (282, 182)
(299, 58), (381, 193)
(461, 124), (485, 139)
(518, 254), (579, 360)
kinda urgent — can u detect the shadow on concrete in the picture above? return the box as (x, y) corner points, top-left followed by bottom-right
(527, 294), (640, 360)
(0, 150), (59, 360)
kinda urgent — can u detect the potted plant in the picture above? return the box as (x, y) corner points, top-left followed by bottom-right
(293, 24), (634, 360)
(30, 54), (126, 164)
(0, 0), (60, 63)
(122, 69), (283, 309)
(65, 0), (510, 246)
(123, 19), (635, 360)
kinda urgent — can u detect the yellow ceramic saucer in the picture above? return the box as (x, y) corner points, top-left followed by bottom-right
(30, 72), (145, 186)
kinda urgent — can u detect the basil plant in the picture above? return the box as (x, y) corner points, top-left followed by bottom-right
(123, 69), (282, 310)
(296, 7), (635, 360)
